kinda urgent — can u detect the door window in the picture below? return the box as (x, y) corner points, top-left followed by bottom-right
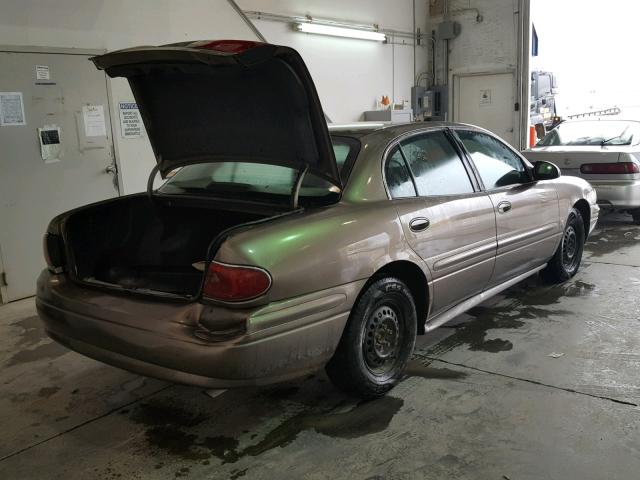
(385, 146), (417, 198)
(457, 130), (531, 189)
(400, 131), (474, 196)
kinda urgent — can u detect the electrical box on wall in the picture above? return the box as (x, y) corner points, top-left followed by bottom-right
(412, 85), (448, 121)
(437, 21), (461, 40)
(411, 85), (427, 116)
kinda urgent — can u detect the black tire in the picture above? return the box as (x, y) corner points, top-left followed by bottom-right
(541, 208), (585, 283)
(631, 209), (640, 225)
(326, 277), (417, 399)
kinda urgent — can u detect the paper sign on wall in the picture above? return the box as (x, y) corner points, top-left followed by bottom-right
(0, 92), (26, 126)
(35, 65), (50, 81)
(118, 101), (143, 138)
(82, 104), (107, 137)
(38, 124), (62, 163)
(479, 89), (492, 106)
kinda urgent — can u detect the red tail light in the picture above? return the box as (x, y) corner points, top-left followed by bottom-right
(194, 40), (263, 54)
(580, 162), (640, 174)
(202, 261), (271, 302)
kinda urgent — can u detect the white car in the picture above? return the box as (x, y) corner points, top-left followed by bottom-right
(523, 119), (640, 224)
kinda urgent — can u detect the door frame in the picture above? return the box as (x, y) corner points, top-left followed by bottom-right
(0, 243), (7, 304)
(0, 45), (120, 303)
(517, 0), (532, 150)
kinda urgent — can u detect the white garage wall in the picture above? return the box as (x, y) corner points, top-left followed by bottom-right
(240, 0), (429, 123)
(428, 0), (529, 148)
(431, 0), (519, 80)
(0, 0), (257, 194)
(0, 0), (428, 194)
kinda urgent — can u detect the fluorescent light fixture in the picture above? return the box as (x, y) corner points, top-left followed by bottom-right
(295, 23), (386, 42)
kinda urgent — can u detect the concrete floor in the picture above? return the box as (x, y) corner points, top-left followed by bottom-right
(1, 212), (639, 480)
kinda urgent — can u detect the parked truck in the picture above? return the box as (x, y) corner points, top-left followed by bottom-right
(530, 70), (559, 128)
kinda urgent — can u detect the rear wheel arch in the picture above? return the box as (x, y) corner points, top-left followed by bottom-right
(362, 260), (429, 334)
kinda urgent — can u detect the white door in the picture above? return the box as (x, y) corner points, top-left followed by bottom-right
(454, 73), (516, 146)
(0, 49), (119, 302)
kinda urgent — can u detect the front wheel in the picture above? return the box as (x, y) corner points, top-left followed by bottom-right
(541, 208), (585, 283)
(630, 208), (640, 225)
(326, 277), (417, 399)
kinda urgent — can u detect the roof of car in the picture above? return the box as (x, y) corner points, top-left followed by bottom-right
(328, 121), (469, 139)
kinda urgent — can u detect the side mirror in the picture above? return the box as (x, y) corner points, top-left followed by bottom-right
(533, 161), (560, 180)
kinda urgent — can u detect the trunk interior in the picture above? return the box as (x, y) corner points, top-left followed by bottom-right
(64, 195), (269, 297)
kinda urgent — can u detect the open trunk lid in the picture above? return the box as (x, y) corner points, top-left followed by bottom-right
(92, 40), (341, 187)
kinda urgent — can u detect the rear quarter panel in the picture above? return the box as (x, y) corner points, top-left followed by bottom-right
(214, 201), (430, 304)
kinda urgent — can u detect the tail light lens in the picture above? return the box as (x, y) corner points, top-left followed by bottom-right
(203, 261), (271, 302)
(580, 162), (640, 174)
(43, 233), (66, 273)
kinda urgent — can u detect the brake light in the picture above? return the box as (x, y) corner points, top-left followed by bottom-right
(580, 162), (640, 174)
(194, 40), (263, 54)
(202, 261), (271, 302)
(43, 233), (65, 273)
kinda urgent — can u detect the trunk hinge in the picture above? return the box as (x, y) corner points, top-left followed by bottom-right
(147, 164), (160, 198)
(290, 165), (309, 210)
(0, 272), (7, 286)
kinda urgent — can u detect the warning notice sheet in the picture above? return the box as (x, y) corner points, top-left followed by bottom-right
(118, 102), (143, 138)
(0, 92), (26, 126)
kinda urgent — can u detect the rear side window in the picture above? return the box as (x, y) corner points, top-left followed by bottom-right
(385, 146), (416, 198)
(400, 131), (474, 196)
(457, 130), (530, 189)
(332, 142), (352, 167)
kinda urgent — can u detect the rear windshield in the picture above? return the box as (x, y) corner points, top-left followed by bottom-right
(537, 121), (640, 146)
(159, 136), (360, 206)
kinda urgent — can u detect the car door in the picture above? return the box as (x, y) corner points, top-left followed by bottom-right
(386, 129), (497, 317)
(454, 129), (561, 287)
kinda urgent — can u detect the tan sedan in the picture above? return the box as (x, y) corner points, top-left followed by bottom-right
(36, 40), (599, 398)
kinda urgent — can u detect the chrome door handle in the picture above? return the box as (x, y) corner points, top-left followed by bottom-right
(497, 201), (512, 214)
(409, 217), (430, 232)
(105, 163), (118, 175)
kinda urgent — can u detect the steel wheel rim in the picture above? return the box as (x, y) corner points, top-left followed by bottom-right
(562, 225), (579, 270)
(363, 304), (402, 376)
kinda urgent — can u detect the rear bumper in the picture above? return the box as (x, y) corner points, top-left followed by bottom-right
(591, 179), (640, 209)
(36, 270), (364, 388)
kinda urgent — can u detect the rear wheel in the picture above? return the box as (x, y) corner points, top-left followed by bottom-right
(631, 208), (640, 225)
(326, 277), (417, 399)
(541, 208), (585, 283)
